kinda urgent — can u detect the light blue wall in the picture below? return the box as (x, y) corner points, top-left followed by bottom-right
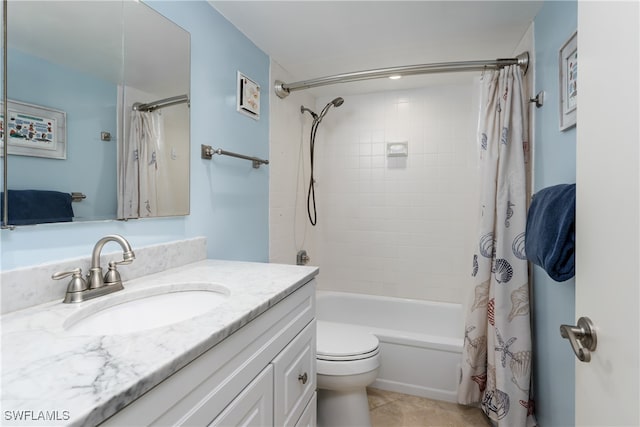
(0, 1), (270, 270)
(533, 1), (577, 426)
(7, 48), (118, 220)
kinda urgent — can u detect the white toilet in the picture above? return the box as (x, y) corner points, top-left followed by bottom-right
(316, 321), (381, 427)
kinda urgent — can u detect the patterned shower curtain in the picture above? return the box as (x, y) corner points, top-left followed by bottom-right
(458, 65), (535, 426)
(118, 110), (162, 219)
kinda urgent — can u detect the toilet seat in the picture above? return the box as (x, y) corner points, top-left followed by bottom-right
(316, 321), (379, 359)
(316, 321), (380, 376)
(317, 347), (379, 361)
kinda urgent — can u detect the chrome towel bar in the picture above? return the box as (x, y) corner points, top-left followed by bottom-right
(201, 144), (269, 169)
(71, 192), (87, 202)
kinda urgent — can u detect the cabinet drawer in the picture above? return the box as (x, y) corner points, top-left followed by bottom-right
(273, 320), (316, 426)
(209, 366), (273, 427)
(295, 392), (317, 427)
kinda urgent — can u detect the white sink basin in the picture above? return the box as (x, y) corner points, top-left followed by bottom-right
(63, 282), (230, 336)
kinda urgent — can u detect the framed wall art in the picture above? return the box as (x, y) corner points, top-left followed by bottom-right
(559, 31), (577, 131)
(0, 100), (67, 159)
(237, 71), (260, 120)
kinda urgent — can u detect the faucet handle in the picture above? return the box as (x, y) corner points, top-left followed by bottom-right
(103, 261), (123, 287)
(52, 268), (87, 291)
(52, 268), (88, 303)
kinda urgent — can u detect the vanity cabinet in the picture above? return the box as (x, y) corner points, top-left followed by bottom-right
(272, 320), (316, 426)
(210, 365), (273, 426)
(101, 280), (316, 426)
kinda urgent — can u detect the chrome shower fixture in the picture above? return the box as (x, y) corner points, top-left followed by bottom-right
(330, 97), (345, 107)
(300, 105), (318, 120)
(300, 97), (345, 226)
(300, 97), (344, 125)
(317, 97), (344, 123)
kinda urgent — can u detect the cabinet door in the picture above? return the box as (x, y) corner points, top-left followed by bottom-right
(273, 320), (316, 426)
(209, 366), (274, 427)
(294, 392), (317, 427)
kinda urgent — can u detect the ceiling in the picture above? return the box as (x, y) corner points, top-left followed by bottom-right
(210, 1), (542, 96)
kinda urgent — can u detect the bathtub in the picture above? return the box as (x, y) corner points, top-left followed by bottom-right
(316, 290), (463, 403)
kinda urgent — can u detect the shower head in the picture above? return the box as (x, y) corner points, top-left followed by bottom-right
(331, 97), (344, 107)
(317, 97), (345, 122)
(300, 105), (318, 120)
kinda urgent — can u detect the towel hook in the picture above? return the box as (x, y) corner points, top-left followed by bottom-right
(529, 91), (544, 108)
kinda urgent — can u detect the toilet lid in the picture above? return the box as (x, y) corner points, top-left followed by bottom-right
(316, 321), (379, 360)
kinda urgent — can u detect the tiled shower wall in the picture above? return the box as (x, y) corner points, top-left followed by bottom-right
(269, 60), (318, 265)
(312, 83), (480, 303)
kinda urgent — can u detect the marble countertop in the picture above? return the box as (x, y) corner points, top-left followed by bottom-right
(1, 259), (318, 427)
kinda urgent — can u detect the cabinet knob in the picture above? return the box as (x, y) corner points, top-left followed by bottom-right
(298, 373), (308, 385)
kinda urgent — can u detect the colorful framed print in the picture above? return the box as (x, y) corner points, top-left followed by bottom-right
(1, 100), (66, 159)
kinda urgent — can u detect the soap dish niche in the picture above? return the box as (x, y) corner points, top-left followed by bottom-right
(386, 141), (408, 157)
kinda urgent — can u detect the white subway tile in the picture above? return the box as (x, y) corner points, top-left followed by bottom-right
(371, 156), (386, 169)
(359, 156), (372, 169)
(273, 82), (477, 304)
(371, 142), (385, 156)
(366, 127), (381, 141)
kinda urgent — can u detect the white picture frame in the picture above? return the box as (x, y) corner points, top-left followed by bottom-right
(1, 99), (67, 159)
(559, 31), (577, 131)
(237, 71), (260, 120)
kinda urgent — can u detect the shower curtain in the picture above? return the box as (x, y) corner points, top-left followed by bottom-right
(118, 110), (163, 218)
(458, 65), (535, 426)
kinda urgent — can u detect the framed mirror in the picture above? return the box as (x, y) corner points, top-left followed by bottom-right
(1, 0), (190, 226)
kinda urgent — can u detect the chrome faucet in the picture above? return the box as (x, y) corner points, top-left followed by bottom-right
(52, 234), (136, 303)
(88, 234), (136, 289)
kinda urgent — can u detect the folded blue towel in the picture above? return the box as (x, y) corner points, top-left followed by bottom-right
(1, 189), (74, 225)
(525, 183), (576, 282)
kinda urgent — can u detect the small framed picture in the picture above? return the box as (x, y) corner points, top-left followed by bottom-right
(237, 71), (260, 120)
(0, 100), (67, 159)
(559, 31), (577, 131)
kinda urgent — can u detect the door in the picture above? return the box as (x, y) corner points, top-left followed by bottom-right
(575, 2), (639, 425)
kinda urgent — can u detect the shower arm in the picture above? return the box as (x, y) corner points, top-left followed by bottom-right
(275, 52), (529, 99)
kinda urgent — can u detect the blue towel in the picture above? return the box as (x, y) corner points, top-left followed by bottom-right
(1, 189), (74, 225)
(525, 183), (576, 282)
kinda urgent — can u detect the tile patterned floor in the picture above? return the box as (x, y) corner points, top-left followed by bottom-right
(368, 388), (490, 427)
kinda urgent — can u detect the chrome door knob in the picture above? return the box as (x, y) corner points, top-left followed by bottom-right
(560, 316), (597, 362)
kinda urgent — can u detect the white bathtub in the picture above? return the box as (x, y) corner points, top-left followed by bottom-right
(316, 291), (463, 402)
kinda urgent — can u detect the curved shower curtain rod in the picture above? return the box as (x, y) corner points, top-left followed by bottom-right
(274, 52), (529, 99)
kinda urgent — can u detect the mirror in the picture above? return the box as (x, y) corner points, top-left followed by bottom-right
(2, 0), (190, 226)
